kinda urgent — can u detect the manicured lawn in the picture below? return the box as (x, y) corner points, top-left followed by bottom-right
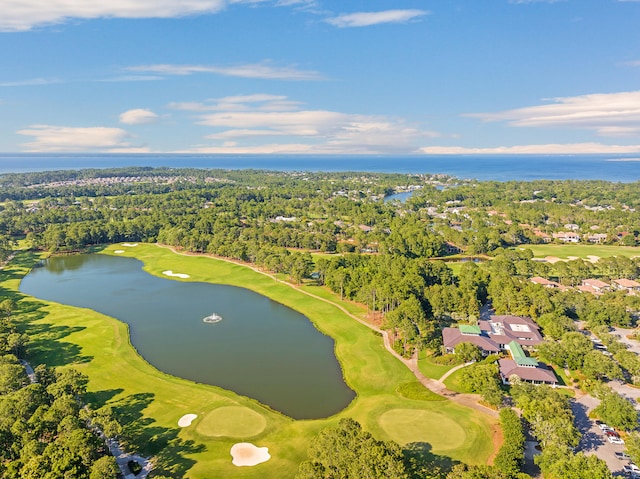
(518, 244), (640, 260)
(417, 352), (461, 380)
(396, 381), (446, 402)
(3, 244), (499, 477)
(443, 368), (469, 394)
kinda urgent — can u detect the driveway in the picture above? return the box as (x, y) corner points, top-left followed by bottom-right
(613, 327), (640, 356)
(572, 393), (630, 477)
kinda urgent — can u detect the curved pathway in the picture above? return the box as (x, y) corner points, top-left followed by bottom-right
(157, 244), (498, 418)
(20, 359), (153, 479)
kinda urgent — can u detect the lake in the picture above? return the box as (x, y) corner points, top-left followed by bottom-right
(20, 254), (356, 419)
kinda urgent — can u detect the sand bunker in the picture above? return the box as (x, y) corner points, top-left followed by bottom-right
(121, 243), (138, 247)
(178, 414), (198, 427)
(163, 270), (190, 279)
(114, 250), (125, 254)
(544, 256), (563, 264)
(587, 255), (601, 263)
(230, 443), (271, 467)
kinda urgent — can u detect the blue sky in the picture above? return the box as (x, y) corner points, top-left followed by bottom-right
(1, 0), (639, 155)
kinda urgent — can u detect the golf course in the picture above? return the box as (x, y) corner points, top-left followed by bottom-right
(4, 244), (498, 478)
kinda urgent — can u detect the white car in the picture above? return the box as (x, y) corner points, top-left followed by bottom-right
(597, 423), (613, 431)
(608, 435), (625, 445)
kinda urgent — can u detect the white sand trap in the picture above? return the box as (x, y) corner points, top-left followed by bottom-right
(545, 256), (563, 264)
(567, 256), (579, 261)
(587, 255), (601, 263)
(163, 270), (190, 279)
(230, 443), (271, 467)
(122, 243), (138, 247)
(114, 250), (125, 254)
(178, 414), (198, 427)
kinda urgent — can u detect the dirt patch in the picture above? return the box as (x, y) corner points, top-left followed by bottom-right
(487, 421), (504, 466)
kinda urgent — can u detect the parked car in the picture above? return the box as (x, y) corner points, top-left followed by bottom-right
(609, 435), (625, 445)
(605, 430), (620, 437)
(623, 464), (640, 474)
(598, 423), (613, 431)
(615, 451), (631, 460)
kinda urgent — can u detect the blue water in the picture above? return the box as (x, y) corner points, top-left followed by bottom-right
(1, 153), (639, 181)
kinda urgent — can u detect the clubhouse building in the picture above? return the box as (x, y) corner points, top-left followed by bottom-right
(442, 315), (558, 385)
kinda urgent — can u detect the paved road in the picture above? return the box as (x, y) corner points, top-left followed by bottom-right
(613, 327), (640, 356)
(572, 393), (630, 477)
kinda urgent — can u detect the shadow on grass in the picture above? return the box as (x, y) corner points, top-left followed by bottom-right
(0, 251), (93, 367)
(112, 392), (205, 478)
(404, 442), (459, 477)
(27, 320), (92, 366)
(85, 388), (125, 408)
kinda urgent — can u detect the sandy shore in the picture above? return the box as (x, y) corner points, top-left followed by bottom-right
(230, 443), (271, 467)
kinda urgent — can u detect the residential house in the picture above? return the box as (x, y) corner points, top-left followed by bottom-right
(444, 241), (462, 254)
(585, 233), (608, 244)
(553, 232), (580, 243)
(533, 230), (551, 243)
(578, 279), (610, 295)
(613, 279), (640, 295)
(530, 277), (567, 291)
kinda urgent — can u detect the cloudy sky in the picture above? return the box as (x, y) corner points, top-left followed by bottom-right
(1, 0), (639, 154)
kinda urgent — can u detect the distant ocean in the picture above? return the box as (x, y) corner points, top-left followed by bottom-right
(0, 154), (639, 182)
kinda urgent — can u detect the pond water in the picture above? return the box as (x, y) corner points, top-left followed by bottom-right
(20, 254), (355, 419)
(383, 191), (414, 203)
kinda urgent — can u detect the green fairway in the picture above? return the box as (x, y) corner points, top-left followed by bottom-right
(3, 244), (499, 477)
(379, 409), (466, 450)
(517, 244), (640, 260)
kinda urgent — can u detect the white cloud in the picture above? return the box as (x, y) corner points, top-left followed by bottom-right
(622, 60), (640, 67)
(326, 10), (429, 28)
(127, 62), (323, 81)
(0, 78), (61, 87)
(17, 125), (134, 152)
(119, 108), (160, 125)
(96, 75), (164, 83)
(172, 94), (440, 154)
(169, 94), (302, 112)
(0, 0), (226, 32)
(467, 91), (640, 136)
(420, 143), (640, 155)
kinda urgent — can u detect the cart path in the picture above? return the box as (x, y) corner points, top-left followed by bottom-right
(20, 359), (153, 479)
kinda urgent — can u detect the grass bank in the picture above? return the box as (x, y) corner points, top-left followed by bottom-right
(518, 244), (640, 260)
(4, 244), (498, 477)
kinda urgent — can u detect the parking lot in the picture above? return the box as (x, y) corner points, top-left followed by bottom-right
(572, 393), (632, 477)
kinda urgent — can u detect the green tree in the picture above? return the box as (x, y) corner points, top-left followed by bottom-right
(593, 389), (638, 431)
(296, 418), (409, 479)
(454, 342), (483, 363)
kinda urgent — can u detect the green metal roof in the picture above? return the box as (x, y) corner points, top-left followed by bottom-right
(459, 324), (481, 335)
(508, 340), (539, 367)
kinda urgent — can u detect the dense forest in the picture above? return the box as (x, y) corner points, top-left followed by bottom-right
(1, 167), (640, 478)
